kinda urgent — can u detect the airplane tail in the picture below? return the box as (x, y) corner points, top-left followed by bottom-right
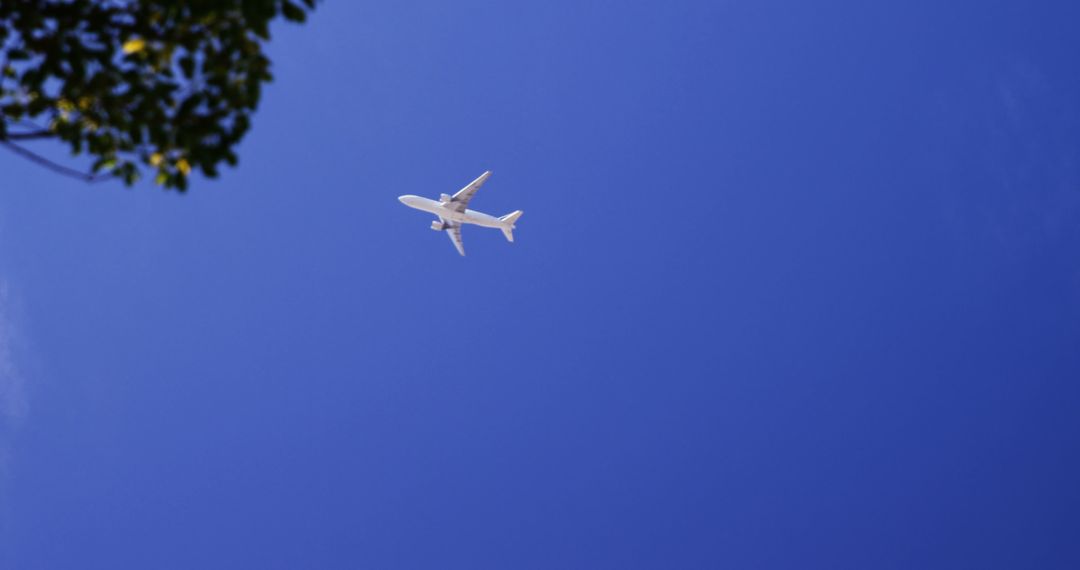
(499, 210), (523, 242)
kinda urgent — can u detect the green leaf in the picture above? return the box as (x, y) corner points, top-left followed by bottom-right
(179, 55), (195, 78)
(281, 2), (306, 22)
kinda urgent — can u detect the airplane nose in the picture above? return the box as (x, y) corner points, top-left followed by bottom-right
(398, 195), (409, 204)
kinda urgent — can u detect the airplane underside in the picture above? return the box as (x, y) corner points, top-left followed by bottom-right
(399, 171), (522, 256)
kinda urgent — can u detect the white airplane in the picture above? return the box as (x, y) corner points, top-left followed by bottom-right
(398, 171), (522, 256)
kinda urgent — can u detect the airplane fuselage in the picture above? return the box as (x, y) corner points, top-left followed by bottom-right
(398, 195), (505, 229)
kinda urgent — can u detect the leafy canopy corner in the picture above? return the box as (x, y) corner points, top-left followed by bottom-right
(0, 0), (316, 190)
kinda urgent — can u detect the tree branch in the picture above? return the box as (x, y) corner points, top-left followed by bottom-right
(0, 140), (113, 183)
(4, 130), (56, 140)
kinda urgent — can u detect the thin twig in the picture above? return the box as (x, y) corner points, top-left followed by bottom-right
(0, 140), (112, 183)
(5, 130), (55, 140)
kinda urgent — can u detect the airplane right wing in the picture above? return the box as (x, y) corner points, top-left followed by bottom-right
(448, 171), (491, 212)
(446, 223), (466, 256)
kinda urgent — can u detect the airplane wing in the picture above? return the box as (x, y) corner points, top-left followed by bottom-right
(448, 171), (491, 212)
(446, 222), (466, 256)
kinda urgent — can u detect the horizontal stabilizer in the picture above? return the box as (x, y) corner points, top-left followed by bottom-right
(500, 210), (523, 225)
(499, 210), (523, 242)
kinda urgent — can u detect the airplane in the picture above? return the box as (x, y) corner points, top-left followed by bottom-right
(398, 171), (523, 256)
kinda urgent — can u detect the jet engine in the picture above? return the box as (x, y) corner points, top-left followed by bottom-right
(439, 193), (453, 203)
(431, 220), (447, 231)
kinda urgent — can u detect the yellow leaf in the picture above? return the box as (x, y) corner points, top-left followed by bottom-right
(149, 152), (163, 167)
(176, 158), (191, 176)
(57, 99), (74, 112)
(122, 38), (146, 54)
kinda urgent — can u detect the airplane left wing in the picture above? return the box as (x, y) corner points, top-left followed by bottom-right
(446, 223), (466, 256)
(448, 171), (491, 212)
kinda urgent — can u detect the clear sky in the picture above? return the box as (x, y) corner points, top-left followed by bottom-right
(2, 1), (1079, 568)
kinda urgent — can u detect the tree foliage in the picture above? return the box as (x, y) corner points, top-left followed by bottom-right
(0, 0), (315, 190)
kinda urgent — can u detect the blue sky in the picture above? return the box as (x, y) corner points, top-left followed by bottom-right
(2, 1), (1079, 568)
